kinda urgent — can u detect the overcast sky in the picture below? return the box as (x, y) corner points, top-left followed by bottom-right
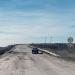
(0, 0), (75, 46)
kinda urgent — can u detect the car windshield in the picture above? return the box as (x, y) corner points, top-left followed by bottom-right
(33, 48), (38, 50)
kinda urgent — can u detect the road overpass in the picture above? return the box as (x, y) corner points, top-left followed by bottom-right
(0, 45), (75, 75)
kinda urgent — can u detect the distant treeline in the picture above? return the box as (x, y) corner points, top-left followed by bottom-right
(0, 45), (15, 55)
(30, 43), (75, 50)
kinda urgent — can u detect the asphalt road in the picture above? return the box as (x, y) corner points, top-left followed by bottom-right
(0, 45), (75, 75)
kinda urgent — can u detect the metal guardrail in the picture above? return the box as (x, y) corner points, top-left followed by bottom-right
(38, 48), (60, 57)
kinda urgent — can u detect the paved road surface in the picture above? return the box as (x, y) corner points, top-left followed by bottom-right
(0, 45), (75, 75)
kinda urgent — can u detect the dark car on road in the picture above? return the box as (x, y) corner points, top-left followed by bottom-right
(32, 48), (43, 54)
(32, 48), (38, 54)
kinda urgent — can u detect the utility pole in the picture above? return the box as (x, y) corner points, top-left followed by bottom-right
(50, 36), (53, 43)
(45, 37), (47, 44)
(44, 37), (47, 49)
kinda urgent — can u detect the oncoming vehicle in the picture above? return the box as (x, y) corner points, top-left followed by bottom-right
(32, 48), (38, 54)
(32, 48), (43, 54)
(38, 50), (43, 54)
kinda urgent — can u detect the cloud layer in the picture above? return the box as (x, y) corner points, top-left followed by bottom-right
(0, 0), (75, 46)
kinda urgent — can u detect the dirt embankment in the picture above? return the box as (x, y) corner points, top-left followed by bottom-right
(0, 45), (15, 55)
